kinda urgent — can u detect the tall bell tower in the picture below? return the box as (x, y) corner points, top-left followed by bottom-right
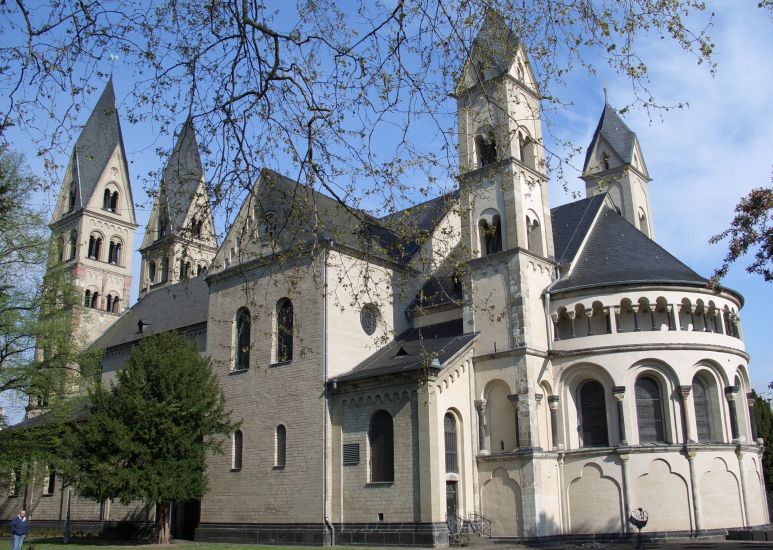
(456, 13), (557, 537)
(49, 78), (137, 345)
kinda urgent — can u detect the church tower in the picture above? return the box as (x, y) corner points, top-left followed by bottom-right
(581, 103), (654, 238)
(456, 13), (556, 537)
(138, 118), (217, 296)
(49, 79), (137, 345)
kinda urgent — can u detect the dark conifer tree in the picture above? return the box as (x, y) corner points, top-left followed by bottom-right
(69, 332), (238, 543)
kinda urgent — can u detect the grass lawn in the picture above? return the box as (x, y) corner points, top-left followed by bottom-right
(22, 540), (333, 550)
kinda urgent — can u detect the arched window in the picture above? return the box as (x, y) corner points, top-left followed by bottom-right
(90, 291), (99, 309)
(638, 209), (650, 238)
(518, 131), (536, 169)
(68, 183), (76, 211)
(526, 216), (543, 256)
(88, 234), (102, 260)
(276, 425), (287, 468)
(692, 376), (712, 442)
(635, 376), (666, 443)
(180, 259), (189, 279)
(108, 239), (122, 265)
(103, 189), (112, 210)
(276, 298), (293, 362)
(68, 231), (78, 260)
(235, 307), (251, 370)
(232, 430), (243, 470)
(479, 215), (502, 256)
(602, 152), (610, 171)
(197, 264), (208, 276)
(106, 294), (113, 312)
(158, 215), (168, 240)
(148, 260), (156, 283)
(161, 257), (170, 282)
(444, 413), (458, 474)
(84, 290), (91, 307)
(578, 380), (609, 447)
(192, 219), (203, 238)
(475, 131), (498, 168)
(369, 410), (394, 482)
(110, 191), (119, 213)
(112, 296), (120, 313)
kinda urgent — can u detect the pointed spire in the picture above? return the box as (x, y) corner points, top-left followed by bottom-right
(160, 118), (204, 232)
(70, 78), (128, 208)
(582, 103), (638, 172)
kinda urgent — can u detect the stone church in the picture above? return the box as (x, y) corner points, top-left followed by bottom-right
(2, 15), (767, 546)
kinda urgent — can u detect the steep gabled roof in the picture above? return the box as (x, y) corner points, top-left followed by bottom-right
(214, 169), (458, 271)
(582, 104), (638, 172)
(551, 204), (706, 293)
(161, 118), (205, 231)
(332, 320), (477, 382)
(70, 79), (130, 212)
(550, 194), (607, 265)
(91, 275), (209, 350)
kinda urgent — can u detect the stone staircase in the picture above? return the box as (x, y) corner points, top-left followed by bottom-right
(448, 513), (494, 547)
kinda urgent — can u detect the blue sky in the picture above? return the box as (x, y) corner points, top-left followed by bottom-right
(2, 1), (771, 423)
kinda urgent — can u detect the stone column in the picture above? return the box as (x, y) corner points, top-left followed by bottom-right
(679, 385), (695, 444)
(550, 313), (560, 341)
(534, 393), (544, 449)
(619, 452), (633, 533)
(605, 306), (612, 334)
(567, 311), (576, 339)
(585, 310), (593, 336)
(474, 399), (488, 455)
(613, 386), (628, 446)
(667, 304), (677, 331)
(746, 391), (759, 442)
(548, 395), (560, 450)
(507, 394), (521, 448)
(736, 447), (750, 527)
(726, 385), (740, 442)
(686, 450), (702, 532)
(609, 306), (620, 334)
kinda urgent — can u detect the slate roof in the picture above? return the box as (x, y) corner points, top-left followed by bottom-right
(333, 320), (477, 382)
(70, 79), (130, 213)
(91, 275), (209, 351)
(550, 194), (607, 265)
(582, 104), (638, 172)
(255, 169), (457, 267)
(470, 11), (520, 77)
(161, 118), (205, 231)
(550, 204), (707, 293)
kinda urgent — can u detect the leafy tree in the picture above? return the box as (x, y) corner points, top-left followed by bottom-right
(0, 148), (101, 473)
(69, 332), (239, 544)
(710, 183), (773, 285)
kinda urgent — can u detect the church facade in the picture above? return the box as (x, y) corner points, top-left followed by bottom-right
(1, 16), (767, 546)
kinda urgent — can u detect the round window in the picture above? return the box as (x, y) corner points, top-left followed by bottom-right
(360, 304), (380, 335)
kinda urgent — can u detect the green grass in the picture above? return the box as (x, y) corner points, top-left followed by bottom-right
(24, 540), (333, 550)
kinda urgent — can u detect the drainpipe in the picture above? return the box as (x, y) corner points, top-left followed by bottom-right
(322, 245), (335, 546)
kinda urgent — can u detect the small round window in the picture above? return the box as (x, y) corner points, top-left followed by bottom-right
(360, 304), (380, 335)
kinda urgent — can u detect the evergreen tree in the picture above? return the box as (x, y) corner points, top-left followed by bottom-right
(69, 332), (238, 543)
(754, 396), (773, 492)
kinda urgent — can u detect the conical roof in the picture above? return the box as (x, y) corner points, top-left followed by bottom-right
(582, 104), (638, 172)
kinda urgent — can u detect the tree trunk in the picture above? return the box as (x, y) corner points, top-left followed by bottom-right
(155, 500), (171, 544)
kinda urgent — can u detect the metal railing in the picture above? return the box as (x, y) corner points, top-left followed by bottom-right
(447, 512), (494, 540)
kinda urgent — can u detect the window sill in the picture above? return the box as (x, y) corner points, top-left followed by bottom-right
(229, 368), (249, 375)
(272, 465), (286, 471)
(230, 468), (242, 472)
(365, 481), (394, 487)
(269, 360), (292, 368)
(42, 493), (54, 497)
